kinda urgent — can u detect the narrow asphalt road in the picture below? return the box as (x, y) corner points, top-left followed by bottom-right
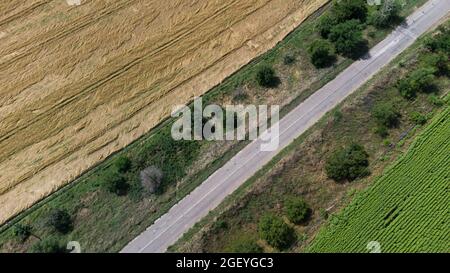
(122, 0), (450, 253)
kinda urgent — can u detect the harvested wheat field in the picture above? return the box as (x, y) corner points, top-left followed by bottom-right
(0, 0), (326, 224)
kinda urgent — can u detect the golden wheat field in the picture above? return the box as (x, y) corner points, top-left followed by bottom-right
(0, 0), (326, 224)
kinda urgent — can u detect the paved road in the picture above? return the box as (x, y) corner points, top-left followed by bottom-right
(121, 0), (450, 253)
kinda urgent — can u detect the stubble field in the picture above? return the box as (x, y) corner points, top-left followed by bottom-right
(0, 0), (326, 224)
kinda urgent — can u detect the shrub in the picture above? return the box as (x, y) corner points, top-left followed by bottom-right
(114, 156), (132, 173)
(308, 39), (336, 68)
(256, 66), (279, 88)
(333, 110), (343, 122)
(410, 112), (427, 125)
(284, 198), (310, 224)
(258, 214), (295, 250)
(370, 0), (402, 28)
(329, 20), (368, 59)
(317, 15), (337, 38)
(332, 0), (368, 23)
(232, 87), (248, 102)
(140, 165), (163, 194)
(318, 0), (368, 38)
(48, 209), (73, 234)
(13, 224), (32, 242)
(319, 208), (329, 220)
(422, 52), (449, 76)
(213, 220), (228, 231)
(425, 26), (450, 55)
(325, 143), (370, 181)
(372, 102), (400, 128)
(104, 172), (129, 196)
(227, 236), (263, 253)
(398, 67), (436, 99)
(428, 95), (444, 107)
(30, 238), (66, 253)
(283, 54), (296, 65)
(374, 125), (389, 138)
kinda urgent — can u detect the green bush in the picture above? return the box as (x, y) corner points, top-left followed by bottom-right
(410, 112), (427, 125)
(284, 198), (310, 224)
(370, 0), (402, 28)
(329, 20), (368, 59)
(374, 124), (389, 138)
(428, 95), (444, 107)
(227, 236), (263, 253)
(256, 66), (279, 88)
(258, 214), (295, 250)
(104, 171), (129, 196)
(13, 224), (32, 242)
(317, 15), (337, 38)
(372, 102), (401, 128)
(425, 26), (450, 55)
(134, 128), (201, 193)
(308, 39), (336, 68)
(48, 209), (73, 234)
(114, 156), (132, 173)
(213, 220), (228, 231)
(318, 0), (368, 38)
(422, 52), (449, 76)
(332, 0), (368, 23)
(398, 67), (436, 99)
(30, 237), (66, 253)
(283, 54), (296, 65)
(325, 143), (370, 181)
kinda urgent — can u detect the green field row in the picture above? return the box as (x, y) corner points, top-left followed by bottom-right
(309, 105), (450, 253)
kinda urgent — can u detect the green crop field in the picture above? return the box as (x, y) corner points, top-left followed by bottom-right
(309, 105), (450, 253)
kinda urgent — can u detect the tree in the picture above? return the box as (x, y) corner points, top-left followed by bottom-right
(227, 236), (263, 253)
(284, 198), (310, 224)
(370, 0), (402, 28)
(329, 20), (368, 59)
(332, 0), (368, 23)
(258, 214), (295, 250)
(104, 172), (129, 196)
(48, 209), (73, 234)
(256, 66), (279, 88)
(308, 39), (336, 68)
(372, 102), (400, 128)
(30, 237), (66, 253)
(114, 156), (132, 173)
(325, 143), (370, 181)
(13, 224), (32, 242)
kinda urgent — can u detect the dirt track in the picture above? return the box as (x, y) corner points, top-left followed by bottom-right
(0, 0), (326, 224)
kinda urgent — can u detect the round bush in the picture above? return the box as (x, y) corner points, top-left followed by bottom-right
(256, 66), (279, 88)
(114, 156), (132, 173)
(258, 214), (295, 250)
(308, 39), (336, 68)
(325, 143), (370, 181)
(48, 209), (73, 234)
(284, 198), (310, 224)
